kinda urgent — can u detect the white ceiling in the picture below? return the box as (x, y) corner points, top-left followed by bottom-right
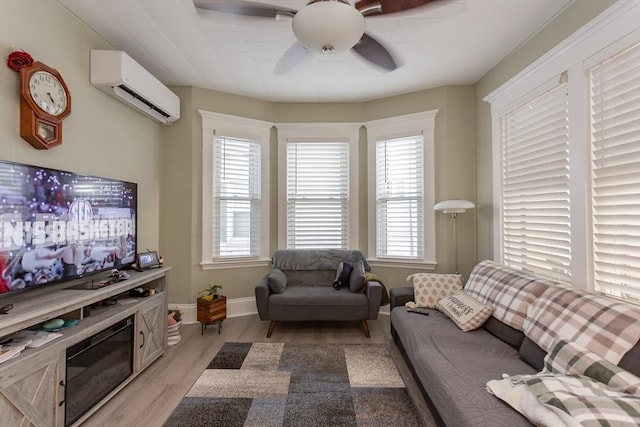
(57, 0), (572, 103)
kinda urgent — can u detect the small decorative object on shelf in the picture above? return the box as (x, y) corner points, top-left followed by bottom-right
(198, 284), (223, 301)
(197, 294), (226, 335)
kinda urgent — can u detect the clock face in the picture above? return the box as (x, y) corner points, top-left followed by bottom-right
(28, 71), (68, 116)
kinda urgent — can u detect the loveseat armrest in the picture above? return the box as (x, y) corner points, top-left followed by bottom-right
(255, 276), (271, 320)
(365, 281), (383, 319)
(390, 286), (414, 310)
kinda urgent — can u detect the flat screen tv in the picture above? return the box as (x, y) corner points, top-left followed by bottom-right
(0, 160), (137, 297)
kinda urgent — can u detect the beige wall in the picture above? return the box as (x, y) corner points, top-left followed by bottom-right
(162, 86), (476, 304)
(474, 0), (616, 261)
(0, 1), (161, 251)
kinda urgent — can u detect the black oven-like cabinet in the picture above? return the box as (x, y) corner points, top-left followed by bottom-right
(0, 268), (169, 427)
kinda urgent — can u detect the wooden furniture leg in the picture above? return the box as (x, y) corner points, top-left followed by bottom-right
(266, 320), (276, 338)
(361, 320), (371, 338)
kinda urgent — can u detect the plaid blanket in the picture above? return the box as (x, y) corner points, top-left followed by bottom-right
(463, 260), (556, 330)
(489, 340), (640, 427)
(523, 286), (640, 364)
(522, 374), (640, 427)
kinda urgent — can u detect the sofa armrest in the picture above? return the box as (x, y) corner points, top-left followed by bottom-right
(366, 281), (382, 319)
(390, 286), (414, 311)
(255, 276), (271, 320)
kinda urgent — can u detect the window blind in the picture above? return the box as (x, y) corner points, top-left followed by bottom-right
(286, 142), (349, 249)
(501, 82), (571, 282)
(589, 41), (640, 302)
(376, 135), (423, 258)
(213, 136), (261, 258)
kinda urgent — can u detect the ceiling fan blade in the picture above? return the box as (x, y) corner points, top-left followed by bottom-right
(351, 33), (397, 71)
(193, 0), (296, 18)
(275, 42), (311, 75)
(355, 0), (439, 16)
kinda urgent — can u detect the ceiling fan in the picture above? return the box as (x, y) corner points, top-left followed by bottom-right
(193, 0), (440, 73)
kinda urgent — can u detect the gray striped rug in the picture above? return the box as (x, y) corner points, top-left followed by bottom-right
(164, 342), (423, 426)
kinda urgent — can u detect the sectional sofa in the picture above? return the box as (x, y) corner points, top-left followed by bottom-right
(390, 260), (640, 427)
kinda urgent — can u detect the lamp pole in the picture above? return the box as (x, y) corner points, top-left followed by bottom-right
(434, 200), (475, 275)
(451, 212), (459, 274)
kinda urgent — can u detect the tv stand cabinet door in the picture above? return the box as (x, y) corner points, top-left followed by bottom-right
(136, 293), (167, 372)
(0, 350), (63, 426)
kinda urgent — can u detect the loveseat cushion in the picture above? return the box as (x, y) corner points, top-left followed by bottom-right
(332, 261), (353, 289)
(463, 260), (556, 330)
(268, 286), (370, 322)
(349, 260), (366, 292)
(269, 286), (368, 307)
(268, 268), (287, 293)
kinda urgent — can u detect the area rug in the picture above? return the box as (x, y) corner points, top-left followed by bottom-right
(164, 342), (424, 427)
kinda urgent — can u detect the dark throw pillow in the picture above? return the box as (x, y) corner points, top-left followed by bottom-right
(349, 260), (366, 293)
(268, 268), (287, 294)
(333, 261), (353, 290)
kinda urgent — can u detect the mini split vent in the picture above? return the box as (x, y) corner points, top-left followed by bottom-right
(90, 50), (180, 125)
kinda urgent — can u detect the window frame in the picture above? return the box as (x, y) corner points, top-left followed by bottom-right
(485, 1), (640, 293)
(276, 123), (360, 249)
(365, 111), (438, 269)
(200, 111), (272, 269)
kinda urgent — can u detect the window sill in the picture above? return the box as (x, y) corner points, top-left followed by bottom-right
(368, 259), (437, 270)
(201, 258), (271, 270)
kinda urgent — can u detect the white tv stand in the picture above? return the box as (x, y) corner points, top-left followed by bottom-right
(0, 267), (170, 426)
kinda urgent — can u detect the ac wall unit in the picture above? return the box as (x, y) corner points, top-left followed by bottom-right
(90, 50), (180, 125)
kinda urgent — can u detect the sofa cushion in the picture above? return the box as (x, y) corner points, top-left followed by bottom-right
(523, 286), (640, 364)
(437, 292), (493, 332)
(407, 273), (463, 308)
(332, 261), (352, 290)
(349, 260), (366, 293)
(268, 268), (288, 294)
(391, 307), (536, 426)
(463, 260), (556, 330)
(519, 336), (546, 372)
(619, 344), (640, 377)
(482, 317), (525, 349)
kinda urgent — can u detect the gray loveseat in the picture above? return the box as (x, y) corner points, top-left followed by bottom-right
(390, 260), (640, 427)
(255, 249), (382, 338)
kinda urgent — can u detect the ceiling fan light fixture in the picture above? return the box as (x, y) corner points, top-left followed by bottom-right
(292, 0), (365, 54)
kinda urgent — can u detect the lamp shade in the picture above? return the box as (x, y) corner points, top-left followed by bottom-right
(434, 200), (475, 214)
(292, 1), (365, 54)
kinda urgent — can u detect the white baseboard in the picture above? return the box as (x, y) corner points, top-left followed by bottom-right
(169, 297), (258, 324)
(169, 298), (389, 324)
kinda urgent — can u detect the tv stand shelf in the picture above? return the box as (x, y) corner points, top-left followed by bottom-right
(0, 267), (170, 427)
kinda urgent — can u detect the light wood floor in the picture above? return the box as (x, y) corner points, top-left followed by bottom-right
(84, 315), (437, 427)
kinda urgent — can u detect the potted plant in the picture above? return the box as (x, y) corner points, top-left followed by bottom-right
(199, 284), (223, 301)
(197, 284), (226, 333)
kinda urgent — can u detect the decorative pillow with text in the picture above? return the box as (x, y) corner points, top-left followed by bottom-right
(437, 292), (492, 332)
(407, 273), (463, 308)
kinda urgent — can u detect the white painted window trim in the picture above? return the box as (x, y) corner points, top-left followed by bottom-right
(484, 0), (640, 291)
(364, 110), (438, 269)
(200, 110), (272, 269)
(276, 122), (361, 249)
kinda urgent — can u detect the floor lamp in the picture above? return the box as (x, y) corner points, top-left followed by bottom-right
(434, 200), (475, 274)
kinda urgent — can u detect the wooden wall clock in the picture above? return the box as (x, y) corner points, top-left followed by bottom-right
(19, 61), (71, 149)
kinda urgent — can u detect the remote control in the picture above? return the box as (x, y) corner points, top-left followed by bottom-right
(408, 307), (431, 316)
